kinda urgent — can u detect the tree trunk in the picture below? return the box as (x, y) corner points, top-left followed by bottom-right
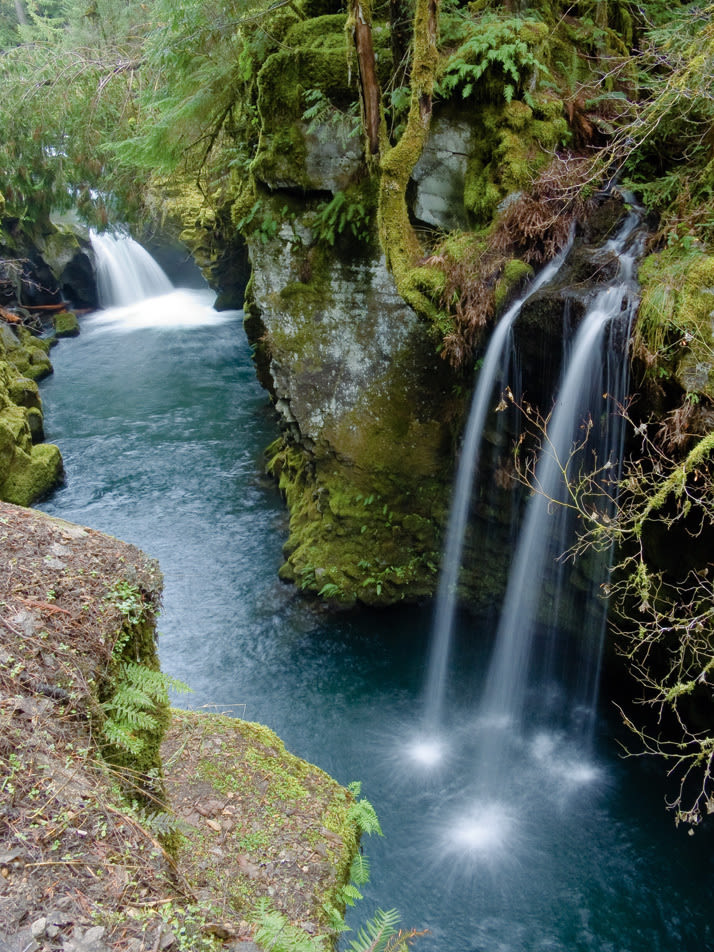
(352, 2), (381, 156)
(378, 0), (440, 282)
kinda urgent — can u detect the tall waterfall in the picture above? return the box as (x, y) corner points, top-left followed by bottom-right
(423, 235), (574, 731)
(480, 208), (645, 755)
(90, 230), (173, 307)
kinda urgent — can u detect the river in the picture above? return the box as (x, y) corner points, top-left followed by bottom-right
(37, 286), (713, 952)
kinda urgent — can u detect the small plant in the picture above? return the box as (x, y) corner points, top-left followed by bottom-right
(302, 89), (361, 147)
(106, 580), (146, 625)
(237, 199), (288, 244)
(101, 662), (184, 757)
(313, 190), (372, 247)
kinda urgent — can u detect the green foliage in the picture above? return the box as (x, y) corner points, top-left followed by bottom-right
(347, 781), (383, 836)
(106, 579), (147, 626)
(345, 908), (402, 952)
(614, 3), (714, 244)
(238, 198), (287, 244)
(101, 661), (186, 757)
(313, 190), (372, 247)
(302, 88), (361, 145)
(0, 0), (152, 223)
(252, 900), (415, 952)
(253, 899), (328, 952)
(437, 15), (550, 106)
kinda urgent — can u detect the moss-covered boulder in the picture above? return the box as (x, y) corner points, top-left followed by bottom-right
(53, 309), (81, 338)
(0, 323), (63, 504)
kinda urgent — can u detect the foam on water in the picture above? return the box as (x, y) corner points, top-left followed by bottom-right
(86, 288), (235, 332)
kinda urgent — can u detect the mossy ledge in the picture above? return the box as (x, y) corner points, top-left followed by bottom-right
(0, 502), (359, 950)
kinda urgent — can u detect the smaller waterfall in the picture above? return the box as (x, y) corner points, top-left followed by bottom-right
(90, 230), (173, 307)
(422, 234), (575, 733)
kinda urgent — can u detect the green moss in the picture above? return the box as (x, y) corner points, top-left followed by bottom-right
(493, 258), (534, 313)
(0, 440), (63, 506)
(268, 435), (446, 606)
(284, 13), (348, 47)
(7, 375), (41, 411)
(168, 709), (357, 932)
(463, 100), (569, 226)
(53, 310), (80, 338)
(636, 246), (714, 397)
(0, 327), (62, 504)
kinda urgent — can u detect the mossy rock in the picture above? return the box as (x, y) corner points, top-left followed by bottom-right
(0, 439), (63, 506)
(7, 375), (41, 411)
(637, 247), (714, 398)
(53, 310), (80, 338)
(463, 101), (569, 226)
(269, 440), (446, 606)
(494, 258), (534, 313)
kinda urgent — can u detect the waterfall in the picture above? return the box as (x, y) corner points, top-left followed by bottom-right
(422, 234), (575, 733)
(479, 208), (645, 752)
(90, 230), (173, 307)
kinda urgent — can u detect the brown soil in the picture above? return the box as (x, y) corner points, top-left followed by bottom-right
(0, 501), (355, 952)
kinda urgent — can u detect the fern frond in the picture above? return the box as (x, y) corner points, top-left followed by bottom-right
(346, 908), (401, 952)
(102, 718), (145, 755)
(348, 796), (382, 836)
(253, 902), (328, 952)
(350, 852), (371, 886)
(340, 883), (364, 907)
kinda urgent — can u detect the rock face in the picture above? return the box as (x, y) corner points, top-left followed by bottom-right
(245, 202), (456, 604)
(411, 116), (476, 231)
(1, 216), (98, 311)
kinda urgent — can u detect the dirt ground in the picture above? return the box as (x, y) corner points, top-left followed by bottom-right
(0, 501), (355, 952)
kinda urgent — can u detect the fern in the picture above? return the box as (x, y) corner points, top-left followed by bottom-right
(347, 787), (382, 837)
(345, 908), (402, 952)
(102, 718), (146, 756)
(437, 15), (550, 107)
(252, 901), (327, 952)
(350, 852), (371, 886)
(313, 190), (371, 247)
(101, 662), (188, 756)
(302, 89), (360, 147)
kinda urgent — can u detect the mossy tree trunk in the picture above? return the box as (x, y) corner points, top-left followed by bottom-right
(377, 0), (440, 290)
(350, 0), (440, 300)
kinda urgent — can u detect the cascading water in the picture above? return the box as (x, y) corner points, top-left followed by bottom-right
(418, 235), (575, 749)
(90, 230), (173, 307)
(411, 204), (647, 857)
(479, 207), (645, 752)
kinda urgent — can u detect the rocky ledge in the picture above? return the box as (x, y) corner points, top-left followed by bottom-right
(0, 502), (357, 952)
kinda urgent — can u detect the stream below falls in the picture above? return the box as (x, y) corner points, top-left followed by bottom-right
(38, 288), (713, 952)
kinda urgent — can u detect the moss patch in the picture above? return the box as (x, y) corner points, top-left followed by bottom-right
(636, 246), (714, 398)
(268, 439), (445, 606)
(162, 710), (357, 937)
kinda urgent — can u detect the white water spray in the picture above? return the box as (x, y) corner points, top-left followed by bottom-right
(90, 230), (173, 307)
